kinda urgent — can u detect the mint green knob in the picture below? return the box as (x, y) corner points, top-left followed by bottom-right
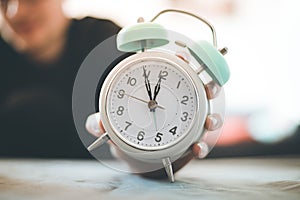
(189, 40), (230, 86)
(117, 22), (169, 52)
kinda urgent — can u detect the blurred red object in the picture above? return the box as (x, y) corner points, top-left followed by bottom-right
(217, 116), (253, 146)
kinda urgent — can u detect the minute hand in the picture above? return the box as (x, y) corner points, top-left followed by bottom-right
(143, 66), (152, 100)
(153, 76), (162, 101)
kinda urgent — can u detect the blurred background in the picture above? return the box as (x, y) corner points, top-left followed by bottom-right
(56, 0), (300, 155)
(64, 0), (300, 147)
(64, 0), (300, 140)
(1, 0), (300, 158)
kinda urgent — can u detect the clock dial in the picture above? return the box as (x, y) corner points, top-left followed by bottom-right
(106, 57), (198, 150)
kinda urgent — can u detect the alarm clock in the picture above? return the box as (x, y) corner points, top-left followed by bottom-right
(86, 9), (230, 182)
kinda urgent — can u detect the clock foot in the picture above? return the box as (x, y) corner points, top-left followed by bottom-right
(87, 132), (109, 151)
(162, 157), (175, 183)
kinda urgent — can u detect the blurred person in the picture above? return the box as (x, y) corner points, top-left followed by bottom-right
(0, 0), (120, 158)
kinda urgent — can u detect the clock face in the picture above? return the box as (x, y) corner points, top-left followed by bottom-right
(105, 55), (198, 150)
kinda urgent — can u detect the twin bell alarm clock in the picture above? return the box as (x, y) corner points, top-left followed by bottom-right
(76, 9), (230, 182)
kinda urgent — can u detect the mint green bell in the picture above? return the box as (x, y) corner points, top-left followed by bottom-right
(189, 40), (230, 86)
(117, 22), (169, 52)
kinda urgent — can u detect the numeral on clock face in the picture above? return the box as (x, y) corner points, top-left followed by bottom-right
(158, 70), (168, 80)
(155, 132), (163, 142)
(169, 126), (177, 135)
(137, 131), (145, 141)
(181, 96), (189, 105)
(143, 69), (150, 79)
(181, 112), (189, 122)
(116, 106), (124, 116)
(127, 77), (137, 86)
(124, 121), (132, 131)
(117, 89), (125, 99)
(176, 81), (181, 89)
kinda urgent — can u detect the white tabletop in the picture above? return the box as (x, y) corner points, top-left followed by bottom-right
(0, 157), (299, 200)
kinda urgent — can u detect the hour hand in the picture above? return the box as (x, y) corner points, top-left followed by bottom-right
(153, 76), (162, 101)
(143, 66), (152, 100)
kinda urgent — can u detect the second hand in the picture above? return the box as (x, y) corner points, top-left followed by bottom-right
(124, 93), (165, 110)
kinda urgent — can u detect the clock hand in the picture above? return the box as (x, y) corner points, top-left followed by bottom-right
(124, 93), (165, 110)
(152, 111), (158, 131)
(143, 66), (152, 100)
(153, 76), (162, 101)
(125, 93), (148, 104)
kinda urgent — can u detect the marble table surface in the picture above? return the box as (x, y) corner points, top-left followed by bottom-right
(0, 156), (299, 200)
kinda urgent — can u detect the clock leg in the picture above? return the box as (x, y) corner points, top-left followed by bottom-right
(162, 157), (175, 183)
(88, 132), (110, 151)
